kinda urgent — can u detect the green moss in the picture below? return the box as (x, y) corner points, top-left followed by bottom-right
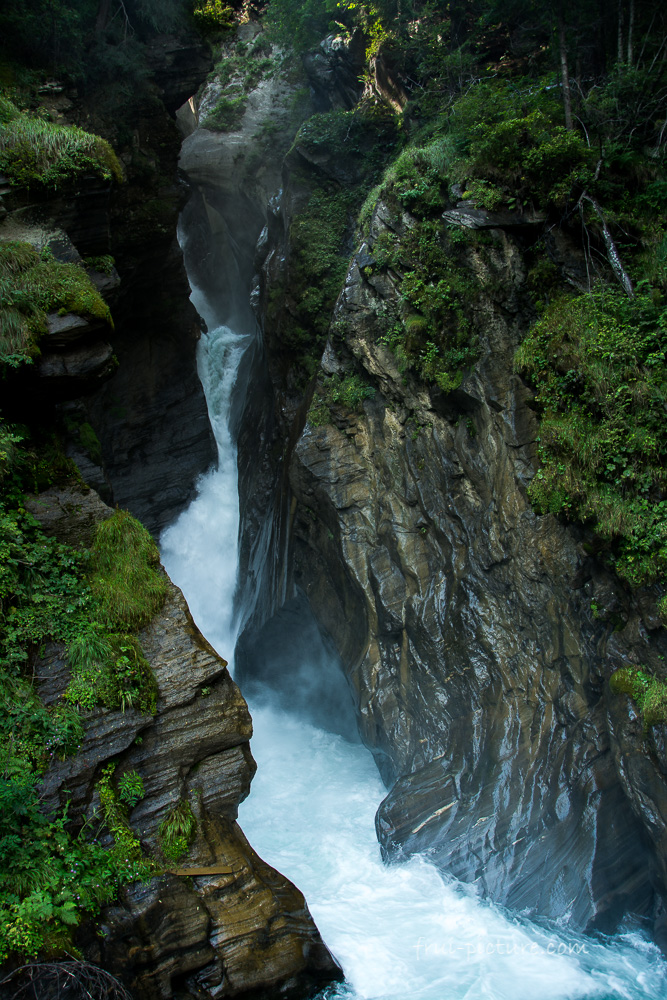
(0, 95), (123, 190)
(0, 241), (113, 368)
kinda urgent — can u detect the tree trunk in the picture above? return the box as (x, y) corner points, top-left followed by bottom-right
(627, 0), (635, 66)
(558, 9), (573, 131)
(95, 0), (112, 36)
(617, 0), (624, 64)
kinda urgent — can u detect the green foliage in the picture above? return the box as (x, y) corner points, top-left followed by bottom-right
(278, 186), (354, 358)
(192, 0), (235, 34)
(610, 667), (667, 729)
(202, 95), (246, 133)
(66, 631), (157, 715)
(211, 38), (276, 92)
(0, 422), (165, 963)
(463, 103), (593, 209)
(158, 800), (197, 864)
(516, 288), (667, 589)
(0, 241), (113, 369)
(368, 218), (479, 392)
(309, 373), (375, 425)
(0, 776), (127, 963)
(263, 0), (338, 49)
(268, 103), (400, 373)
(83, 255), (115, 275)
(96, 764), (154, 872)
(88, 510), (167, 631)
(0, 95), (123, 190)
(117, 770), (144, 807)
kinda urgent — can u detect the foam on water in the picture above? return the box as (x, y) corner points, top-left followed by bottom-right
(161, 278), (667, 1000)
(161, 313), (248, 658)
(240, 704), (666, 1000)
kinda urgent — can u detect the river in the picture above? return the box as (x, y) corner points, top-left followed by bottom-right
(160, 278), (667, 1000)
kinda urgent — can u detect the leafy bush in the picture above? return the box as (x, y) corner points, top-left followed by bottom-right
(0, 241), (113, 368)
(0, 95), (123, 190)
(367, 217), (479, 392)
(97, 764), (153, 870)
(66, 631), (158, 715)
(192, 0), (235, 34)
(516, 287), (667, 588)
(117, 770), (144, 808)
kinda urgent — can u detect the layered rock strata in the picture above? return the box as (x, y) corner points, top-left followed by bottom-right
(236, 152), (667, 937)
(32, 485), (341, 999)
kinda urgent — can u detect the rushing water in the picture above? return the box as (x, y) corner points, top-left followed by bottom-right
(160, 293), (667, 1000)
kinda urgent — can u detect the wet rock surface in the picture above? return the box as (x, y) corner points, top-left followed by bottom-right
(33, 485), (342, 999)
(237, 168), (667, 937)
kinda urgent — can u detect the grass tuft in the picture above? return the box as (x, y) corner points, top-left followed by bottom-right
(88, 510), (167, 631)
(158, 800), (197, 864)
(0, 241), (113, 368)
(0, 94), (123, 190)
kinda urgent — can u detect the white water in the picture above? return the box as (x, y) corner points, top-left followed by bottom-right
(161, 287), (249, 658)
(161, 288), (667, 1000)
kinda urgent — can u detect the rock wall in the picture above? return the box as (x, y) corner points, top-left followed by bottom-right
(32, 484), (341, 999)
(235, 98), (667, 941)
(0, 37), (216, 536)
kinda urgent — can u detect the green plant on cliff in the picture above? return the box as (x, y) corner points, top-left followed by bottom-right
(202, 94), (247, 132)
(610, 667), (667, 729)
(0, 94), (122, 190)
(88, 509), (167, 630)
(0, 241), (113, 369)
(0, 420), (164, 963)
(96, 764), (152, 867)
(366, 216), (479, 393)
(273, 105), (400, 369)
(65, 631), (157, 715)
(158, 799), (197, 864)
(192, 0), (235, 35)
(516, 288), (667, 591)
(309, 372), (376, 426)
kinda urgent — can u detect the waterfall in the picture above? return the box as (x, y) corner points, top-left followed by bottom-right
(161, 230), (667, 1000)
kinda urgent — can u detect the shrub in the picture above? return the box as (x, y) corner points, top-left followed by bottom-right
(367, 217), (479, 392)
(0, 423), (162, 964)
(66, 630), (158, 715)
(192, 0), (235, 34)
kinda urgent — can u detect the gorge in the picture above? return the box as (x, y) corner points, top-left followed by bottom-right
(2, 1), (667, 998)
